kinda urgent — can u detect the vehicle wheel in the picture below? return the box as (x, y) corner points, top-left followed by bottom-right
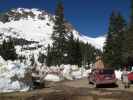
(92, 82), (97, 88)
(88, 80), (92, 84)
(129, 80), (133, 84)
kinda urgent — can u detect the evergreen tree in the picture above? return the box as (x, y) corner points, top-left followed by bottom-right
(46, 44), (51, 66)
(30, 54), (35, 66)
(80, 42), (98, 68)
(103, 11), (126, 69)
(86, 43), (97, 65)
(124, 0), (133, 64)
(67, 34), (82, 66)
(0, 38), (17, 61)
(51, 0), (68, 66)
(46, 44), (57, 66)
(67, 33), (77, 65)
(47, 0), (103, 67)
(19, 55), (26, 63)
(38, 52), (46, 65)
(74, 39), (82, 67)
(66, 33), (98, 67)
(130, 0), (133, 25)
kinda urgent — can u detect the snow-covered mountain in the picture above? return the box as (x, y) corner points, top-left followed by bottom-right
(0, 8), (106, 92)
(0, 8), (105, 57)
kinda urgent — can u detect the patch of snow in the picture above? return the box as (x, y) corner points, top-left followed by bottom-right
(45, 74), (61, 82)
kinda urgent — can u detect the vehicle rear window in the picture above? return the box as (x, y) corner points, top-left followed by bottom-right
(99, 69), (114, 74)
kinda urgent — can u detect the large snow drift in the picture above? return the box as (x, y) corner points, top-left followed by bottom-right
(0, 57), (29, 92)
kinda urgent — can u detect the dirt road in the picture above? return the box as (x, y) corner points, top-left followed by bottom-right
(1, 78), (133, 100)
(55, 78), (133, 100)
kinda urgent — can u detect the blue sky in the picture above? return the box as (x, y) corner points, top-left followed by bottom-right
(0, 0), (130, 37)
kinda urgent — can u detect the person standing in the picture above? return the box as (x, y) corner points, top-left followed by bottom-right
(122, 67), (129, 88)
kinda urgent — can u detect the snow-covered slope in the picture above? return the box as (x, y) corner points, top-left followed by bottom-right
(80, 35), (105, 49)
(0, 8), (105, 50)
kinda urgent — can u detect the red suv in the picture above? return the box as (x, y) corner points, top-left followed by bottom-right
(88, 68), (116, 87)
(128, 72), (133, 83)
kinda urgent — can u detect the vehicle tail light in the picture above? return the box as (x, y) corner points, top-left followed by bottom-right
(96, 74), (104, 80)
(96, 77), (100, 81)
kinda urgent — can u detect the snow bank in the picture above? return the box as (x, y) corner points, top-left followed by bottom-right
(0, 60), (91, 92)
(71, 70), (82, 79)
(71, 65), (79, 71)
(61, 65), (90, 80)
(62, 65), (73, 80)
(45, 74), (61, 82)
(0, 57), (29, 92)
(71, 68), (91, 79)
(42, 65), (91, 81)
(82, 69), (91, 77)
(0, 56), (5, 64)
(115, 70), (122, 80)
